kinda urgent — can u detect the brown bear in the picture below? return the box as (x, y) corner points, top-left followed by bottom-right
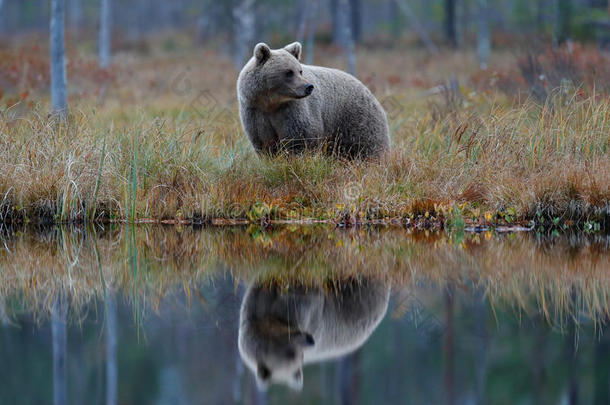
(237, 42), (390, 159)
(238, 278), (390, 390)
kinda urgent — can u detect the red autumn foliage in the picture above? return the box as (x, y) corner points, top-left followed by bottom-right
(0, 43), (119, 103)
(470, 44), (610, 100)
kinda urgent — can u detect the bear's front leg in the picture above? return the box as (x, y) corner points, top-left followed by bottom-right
(240, 106), (279, 155)
(269, 109), (320, 154)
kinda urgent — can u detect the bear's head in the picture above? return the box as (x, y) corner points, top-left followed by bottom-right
(238, 42), (314, 111)
(239, 325), (315, 391)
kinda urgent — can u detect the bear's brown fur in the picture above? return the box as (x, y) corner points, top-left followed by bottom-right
(237, 42), (390, 159)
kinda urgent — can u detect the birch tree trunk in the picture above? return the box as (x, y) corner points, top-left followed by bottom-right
(555, 0), (571, 44)
(443, 286), (455, 405)
(233, 0), (255, 69)
(52, 293), (67, 405)
(395, 0), (438, 54)
(337, 353), (361, 404)
(0, 0), (5, 34)
(536, 0), (545, 30)
(339, 0), (356, 76)
(69, 0), (82, 32)
(444, 0), (457, 48)
(99, 0), (111, 68)
(474, 290), (488, 405)
(50, 0), (68, 117)
(593, 323), (610, 405)
(330, 0), (341, 44)
(106, 294), (118, 405)
(305, 0), (319, 65)
(476, 0), (490, 69)
(389, 0), (400, 38)
(296, 0), (307, 44)
(350, 0), (361, 42)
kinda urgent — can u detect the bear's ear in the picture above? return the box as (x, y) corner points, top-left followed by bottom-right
(254, 43), (271, 65)
(256, 362), (271, 391)
(289, 369), (304, 391)
(284, 42), (302, 61)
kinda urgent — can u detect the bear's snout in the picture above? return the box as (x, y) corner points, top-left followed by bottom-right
(295, 83), (314, 98)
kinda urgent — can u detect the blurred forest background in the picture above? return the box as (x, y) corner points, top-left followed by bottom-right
(1, 0), (609, 55)
(1, 0), (609, 92)
(1, 0), (609, 116)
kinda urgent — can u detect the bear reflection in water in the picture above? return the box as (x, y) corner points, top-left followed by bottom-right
(238, 278), (390, 390)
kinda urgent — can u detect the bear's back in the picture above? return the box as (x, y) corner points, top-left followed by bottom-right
(240, 279), (390, 363)
(302, 65), (390, 158)
(302, 279), (390, 362)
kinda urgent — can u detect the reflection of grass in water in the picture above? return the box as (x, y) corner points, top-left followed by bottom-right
(128, 224), (141, 335)
(0, 225), (607, 327)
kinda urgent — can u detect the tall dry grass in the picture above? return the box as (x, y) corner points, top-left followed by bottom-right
(0, 42), (608, 228)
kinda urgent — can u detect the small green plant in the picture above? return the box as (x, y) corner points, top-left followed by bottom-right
(247, 202), (277, 224)
(584, 221), (601, 233)
(501, 207), (517, 223)
(445, 204), (465, 231)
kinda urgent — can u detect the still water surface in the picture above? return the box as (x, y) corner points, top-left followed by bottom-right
(1, 225), (609, 404)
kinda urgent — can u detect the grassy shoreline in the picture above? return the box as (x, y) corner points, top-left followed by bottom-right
(1, 92), (607, 233)
(1, 45), (608, 232)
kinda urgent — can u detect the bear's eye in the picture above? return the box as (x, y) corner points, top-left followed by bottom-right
(285, 70), (294, 78)
(299, 70), (303, 75)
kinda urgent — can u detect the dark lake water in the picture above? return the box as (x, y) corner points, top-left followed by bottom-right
(0, 225), (609, 405)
